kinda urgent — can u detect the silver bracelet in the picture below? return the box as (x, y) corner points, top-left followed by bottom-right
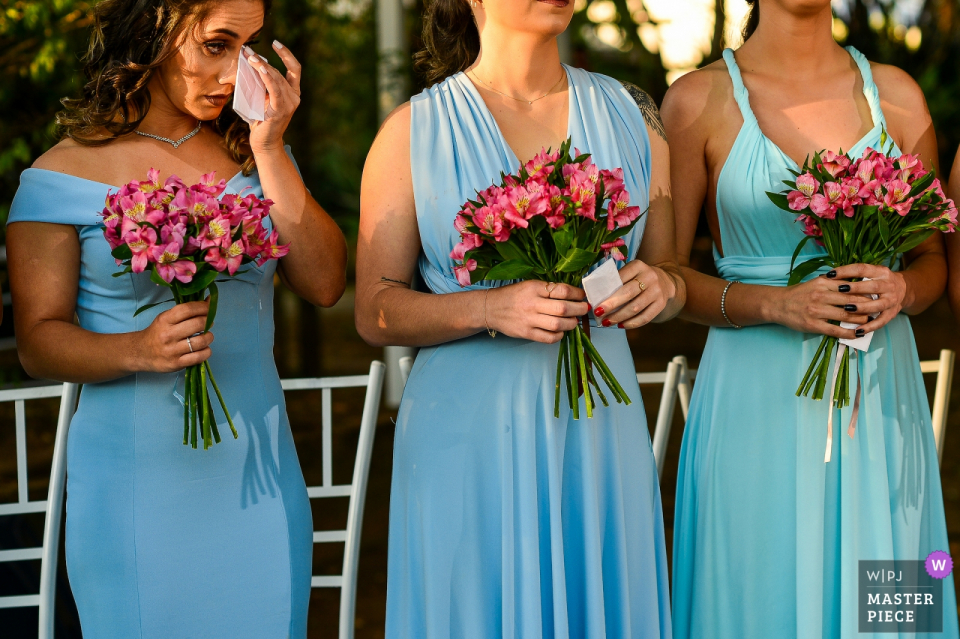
(721, 280), (743, 329)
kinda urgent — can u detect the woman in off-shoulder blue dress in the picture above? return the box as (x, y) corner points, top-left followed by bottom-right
(664, 25), (959, 639)
(357, 1), (683, 635)
(6, 2), (346, 636)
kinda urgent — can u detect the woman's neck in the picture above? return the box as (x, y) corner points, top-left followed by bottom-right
(468, 30), (564, 99)
(738, 3), (847, 77)
(138, 77), (202, 139)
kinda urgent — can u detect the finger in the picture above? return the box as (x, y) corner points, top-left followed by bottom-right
(618, 296), (664, 329)
(179, 331), (214, 355)
(602, 292), (655, 325)
(544, 282), (586, 302)
(596, 279), (649, 316)
(538, 298), (588, 318)
(857, 308), (898, 335)
(528, 328), (565, 344)
(841, 279), (885, 296)
(815, 322), (860, 340)
(816, 305), (869, 325)
(178, 347), (213, 369)
(247, 52), (285, 112)
(830, 263), (886, 280)
(534, 313), (580, 334)
(161, 301), (210, 324)
(170, 316), (209, 341)
(272, 40), (301, 95)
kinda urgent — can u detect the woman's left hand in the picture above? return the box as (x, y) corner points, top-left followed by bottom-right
(593, 259), (677, 329)
(244, 42), (301, 155)
(829, 263), (908, 334)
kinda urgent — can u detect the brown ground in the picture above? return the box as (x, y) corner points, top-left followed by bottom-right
(3, 268), (960, 637)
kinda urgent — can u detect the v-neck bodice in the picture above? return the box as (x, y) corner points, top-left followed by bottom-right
(714, 46), (899, 285)
(409, 65), (653, 295)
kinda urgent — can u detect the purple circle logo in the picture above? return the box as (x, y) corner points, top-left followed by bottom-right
(925, 550), (953, 579)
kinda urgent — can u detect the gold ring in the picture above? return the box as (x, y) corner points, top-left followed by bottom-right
(635, 277), (646, 292)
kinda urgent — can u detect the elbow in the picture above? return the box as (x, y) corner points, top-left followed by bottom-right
(354, 302), (391, 348)
(313, 277), (347, 308)
(17, 343), (49, 381)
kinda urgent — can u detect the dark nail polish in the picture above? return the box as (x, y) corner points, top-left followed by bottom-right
(844, 304), (857, 312)
(594, 307), (604, 317)
(855, 328), (865, 337)
(826, 270), (837, 279)
(617, 322), (624, 329)
(601, 318), (611, 327)
(838, 284), (850, 292)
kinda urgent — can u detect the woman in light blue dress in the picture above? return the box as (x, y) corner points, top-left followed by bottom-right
(662, 1), (958, 637)
(356, 0), (684, 636)
(6, 1), (346, 636)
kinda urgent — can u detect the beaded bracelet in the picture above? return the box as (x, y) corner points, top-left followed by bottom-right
(721, 280), (743, 329)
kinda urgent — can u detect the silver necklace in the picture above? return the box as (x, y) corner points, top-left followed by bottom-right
(135, 121), (202, 148)
(468, 69), (566, 106)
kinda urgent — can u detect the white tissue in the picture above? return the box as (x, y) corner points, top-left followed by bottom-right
(233, 50), (266, 123)
(581, 258), (624, 308)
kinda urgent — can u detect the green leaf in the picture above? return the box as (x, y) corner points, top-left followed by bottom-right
(150, 267), (172, 288)
(788, 257), (828, 287)
(789, 235), (814, 273)
(133, 299), (174, 317)
(485, 259), (536, 280)
(782, 180), (798, 189)
(766, 192), (792, 212)
(556, 248), (599, 273)
(908, 171), (936, 198)
(878, 213), (890, 247)
(178, 268), (219, 296)
(893, 229), (935, 255)
(552, 226), (575, 257)
(204, 282), (219, 332)
(111, 244), (132, 261)
(494, 241), (529, 263)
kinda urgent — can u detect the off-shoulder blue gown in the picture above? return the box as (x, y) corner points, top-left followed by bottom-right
(385, 66), (672, 638)
(8, 161), (313, 638)
(671, 47), (959, 639)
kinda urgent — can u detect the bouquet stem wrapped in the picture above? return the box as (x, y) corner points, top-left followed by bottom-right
(452, 138), (644, 418)
(101, 170), (290, 449)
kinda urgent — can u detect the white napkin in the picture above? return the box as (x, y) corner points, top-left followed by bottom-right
(233, 50), (266, 123)
(838, 277), (879, 351)
(581, 258), (623, 308)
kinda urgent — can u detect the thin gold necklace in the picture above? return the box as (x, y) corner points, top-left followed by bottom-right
(467, 69), (566, 106)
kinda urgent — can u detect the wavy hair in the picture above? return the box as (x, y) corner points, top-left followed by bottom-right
(742, 0), (760, 42)
(57, 0), (269, 175)
(414, 0), (480, 87)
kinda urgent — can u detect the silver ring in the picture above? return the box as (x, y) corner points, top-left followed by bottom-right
(186, 337), (194, 353)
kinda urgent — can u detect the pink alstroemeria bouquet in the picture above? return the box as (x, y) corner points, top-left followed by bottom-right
(767, 132), (957, 418)
(452, 137), (645, 419)
(101, 169), (289, 449)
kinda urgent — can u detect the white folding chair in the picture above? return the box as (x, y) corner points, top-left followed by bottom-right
(921, 349), (955, 464)
(637, 356), (696, 479)
(281, 360), (385, 639)
(0, 382), (79, 639)
(398, 356), (413, 388)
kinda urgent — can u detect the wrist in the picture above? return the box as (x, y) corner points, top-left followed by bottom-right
(897, 271), (914, 311)
(756, 284), (780, 324)
(121, 331), (149, 374)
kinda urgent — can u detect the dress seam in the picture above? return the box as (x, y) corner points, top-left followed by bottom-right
(128, 266), (145, 638)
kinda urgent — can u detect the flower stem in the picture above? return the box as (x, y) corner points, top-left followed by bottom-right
(580, 332), (631, 405)
(567, 331), (579, 420)
(555, 336), (566, 418)
(797, 335), (829, 397)
(190, 366), (199, 448)
(183, 367), (191, 445)
(205, 361), (237, 439)
(201, 363), (211, 449)
(574, 327), (594, 418)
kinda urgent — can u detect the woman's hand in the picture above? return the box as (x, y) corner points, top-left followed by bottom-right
(593, 260), (677, 329)
(766, 270), (879, 338)
(828, 263), (908, 334)
(244, 41), (301, 155)
(487, 280), (589, 344)
(138, 302), (214, 373)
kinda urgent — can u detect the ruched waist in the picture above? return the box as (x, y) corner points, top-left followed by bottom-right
(714, 255), (829, 286)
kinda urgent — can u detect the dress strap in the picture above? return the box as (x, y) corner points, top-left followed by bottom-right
(722, 48), (758, 128)
(845, 46), (886, 130)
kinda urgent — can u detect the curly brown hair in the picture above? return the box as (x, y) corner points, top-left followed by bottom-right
(57, 0), (270, 175)
(414, 0), (479, 87)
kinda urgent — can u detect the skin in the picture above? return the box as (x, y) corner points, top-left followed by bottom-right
(355, 0), (685, 347)
(8, 0), (347, 383)
(661, 0), (945, 338)
(945, 148), (960, 318)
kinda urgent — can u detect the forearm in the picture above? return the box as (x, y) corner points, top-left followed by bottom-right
(356, 284), (487, 347)
(18, 320), (144, 384)
(678, 266), (780, 327)
(899, 250), (947, 315)
(256, 148), (347, 306)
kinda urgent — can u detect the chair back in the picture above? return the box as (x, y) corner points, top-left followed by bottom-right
(280, 361), (385, 639)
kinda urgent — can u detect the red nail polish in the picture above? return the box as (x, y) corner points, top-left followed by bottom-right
(587, 303), (592, 312)
(602, 318), (611, 327)
(617, 322), (624, 328)
(594, 307), (604, 317)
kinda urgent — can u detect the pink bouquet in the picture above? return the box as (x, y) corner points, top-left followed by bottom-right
(452, 138), (645, 419)
(767, 132), (956, 422)
(101, 169), (289, 449)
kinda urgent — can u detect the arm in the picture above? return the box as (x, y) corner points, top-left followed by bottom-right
(946, 145), (960, 319)
(354, 104), (587, 348)
(8, 222), (213, 383)
(245, 43), (347, 308)
(595, 92), (686, 328)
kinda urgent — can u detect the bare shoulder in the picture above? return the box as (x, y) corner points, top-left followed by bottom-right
(869, 61), (930, 117)
(661, 60), (734, 131)
(31, 138), (103, 176)
(374, 101), (412, 143)
(363, 101), (413, 194)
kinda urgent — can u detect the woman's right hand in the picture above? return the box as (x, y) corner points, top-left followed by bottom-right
(137, 302), (214, 373)
(768, 274), (872, 339)
(487, 281), (589, 344)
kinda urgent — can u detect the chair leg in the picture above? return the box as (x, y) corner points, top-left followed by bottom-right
(652, 361), (680, 480)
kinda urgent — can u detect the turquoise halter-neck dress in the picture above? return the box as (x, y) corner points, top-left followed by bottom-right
(7, 155), (313, 638)
(386, 66), (672, 638)
(671, 48), (959, 638)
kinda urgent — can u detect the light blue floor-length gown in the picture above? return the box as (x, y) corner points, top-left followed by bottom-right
(385, 66), (672, 638)
(7, 156), (313, 638)
(671, 47), (959, 639)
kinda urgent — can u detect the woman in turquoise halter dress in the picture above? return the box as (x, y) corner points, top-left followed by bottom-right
(356, 0), (683, 636)
(6, 1), (347, 636)
(662, 1), (958, 637)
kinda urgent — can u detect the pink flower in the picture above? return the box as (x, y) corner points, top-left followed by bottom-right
(797, 214), (823, 244)
(810, 181), (842, 219)
(150, 241), (196, 283)
(122, 226), (158, 273)
(472, 204), (512, 242)
(883, 179), (914, 216)
(524, 150), (556, 180)
(855, 159), (875, 183)
(788, 173), (820, 211)
(454, 260), (477, 286)
(601, 238), (627, 261)
(449, 233), (483, 261)
(606, 191), (641, 230)
(543, 184), (567, 229)
(256, 230), (290, 266)
(569, 173), (597, 220)
(500, 186), (546, 227)
(896, 154), (922, 183)
(600, 168), (626, 197)
(200, 216), (232, 250)
(818, 151), (851, 179)
(205, 239), (245, 275)
(839, 177), (863, 217)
